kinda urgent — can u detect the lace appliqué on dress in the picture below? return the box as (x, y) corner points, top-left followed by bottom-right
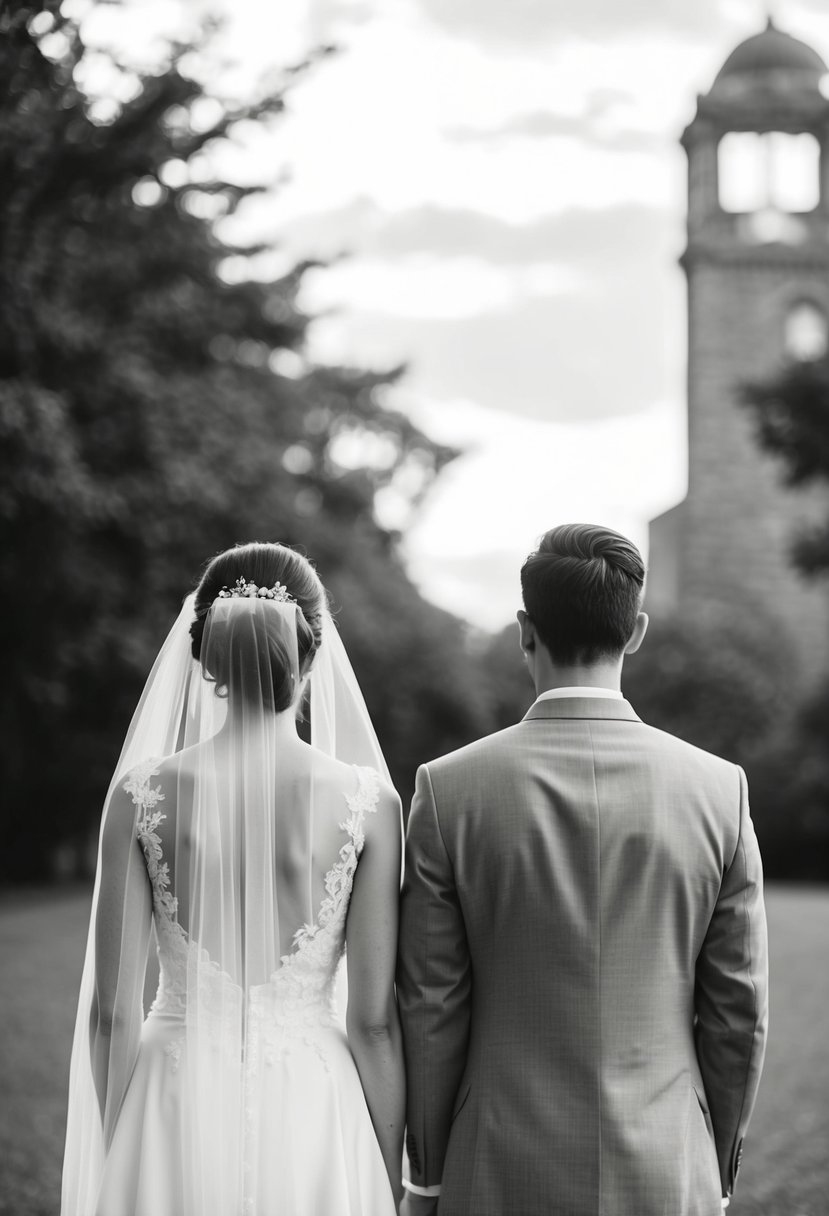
(128, 758), (240, 1058)
(127, 759), (381, 1087)
(246, 765), (381, 1063)
(127, 759), (189, 1026)
(289, 764), (380, 962)
(129, 764), (175, 920)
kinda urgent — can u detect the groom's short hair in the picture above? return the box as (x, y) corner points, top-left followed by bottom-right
(520, 524), (645, 665)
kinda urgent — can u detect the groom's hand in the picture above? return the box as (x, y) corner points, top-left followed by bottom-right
(401, 1194), (439, 1216)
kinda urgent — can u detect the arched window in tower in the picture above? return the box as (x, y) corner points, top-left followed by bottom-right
(784, 301), (828, 361)
(718, 132), (820, 213)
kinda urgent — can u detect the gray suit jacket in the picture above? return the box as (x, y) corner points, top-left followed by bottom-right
(397, 697), (768, 1216)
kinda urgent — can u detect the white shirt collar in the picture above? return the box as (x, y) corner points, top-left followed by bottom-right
(534, 686), (624, 703)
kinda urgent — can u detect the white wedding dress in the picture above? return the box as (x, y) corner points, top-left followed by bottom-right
(94, 758), (396, 1216)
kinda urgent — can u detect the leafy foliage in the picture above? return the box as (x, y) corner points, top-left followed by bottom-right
(621, 615), (791, 768)
(475, 624), (535, 731)
(741, 358), (829, 575)
(0, 1), (485, 878)
(737, 356), (829, 877)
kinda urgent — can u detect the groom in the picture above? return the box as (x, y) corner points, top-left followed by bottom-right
(397, 523), (768, 1216)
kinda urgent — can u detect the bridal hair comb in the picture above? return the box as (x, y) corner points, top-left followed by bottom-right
(216, 577), (297, 604)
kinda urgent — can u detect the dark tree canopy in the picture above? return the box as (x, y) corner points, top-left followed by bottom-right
(737, 355), (829, 878)
(621, 615), (791, 768)
(0, 1), (495, 879)
(607, 355), (829, 879)
(741, 357), (829, 575)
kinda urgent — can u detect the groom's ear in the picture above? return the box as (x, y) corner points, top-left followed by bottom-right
(517, 609), (535, 653)
(624, 611), (649, 656)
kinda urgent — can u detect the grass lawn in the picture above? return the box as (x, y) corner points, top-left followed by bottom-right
(1, 885), (827, 1215)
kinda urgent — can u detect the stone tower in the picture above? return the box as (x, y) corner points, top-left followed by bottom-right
(648, 18), (829, 686)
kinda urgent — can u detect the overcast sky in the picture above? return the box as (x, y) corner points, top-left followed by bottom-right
(78, 0), (829, 629)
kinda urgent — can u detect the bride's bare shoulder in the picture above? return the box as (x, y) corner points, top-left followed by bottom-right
(297, 745), (397, 806)
(295, 744), (354, 786)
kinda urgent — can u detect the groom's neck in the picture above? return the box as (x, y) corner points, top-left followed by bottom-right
(532, 655), (623, 697)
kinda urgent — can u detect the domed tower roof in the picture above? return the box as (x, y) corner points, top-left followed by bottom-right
(710, 18), (827, 96)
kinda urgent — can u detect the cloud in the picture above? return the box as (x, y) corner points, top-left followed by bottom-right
(447, 110), (667, 154)
(282, 198), (680, 270)
(299, 255), (585, 321)
(307, 272), (682, 423)
(306, 0), (377, 40)
(333, 293), (672, 421)
(290, 201), (684, 423)
(413, 0), (730, 50)
(443, 85), (665, 153)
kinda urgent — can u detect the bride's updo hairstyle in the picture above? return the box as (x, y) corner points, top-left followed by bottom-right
(190, 542), (326, 711)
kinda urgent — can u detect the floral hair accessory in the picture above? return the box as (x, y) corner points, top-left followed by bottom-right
(216, 577), (296, 604)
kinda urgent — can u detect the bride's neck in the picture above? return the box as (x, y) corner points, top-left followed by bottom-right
(222, 701), (301, 743)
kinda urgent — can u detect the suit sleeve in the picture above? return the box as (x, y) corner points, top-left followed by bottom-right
(397, 763), (472, 1189)
(695, 765), (769, 1198)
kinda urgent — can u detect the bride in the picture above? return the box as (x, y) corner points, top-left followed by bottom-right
(61, 542), (405, 1215)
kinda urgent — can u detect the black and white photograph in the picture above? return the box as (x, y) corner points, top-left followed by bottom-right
(1, 0), (827, 1213)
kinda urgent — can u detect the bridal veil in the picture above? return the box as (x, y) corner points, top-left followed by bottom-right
(61, 584), (390, 1215)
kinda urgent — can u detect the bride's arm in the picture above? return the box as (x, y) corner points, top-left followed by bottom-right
(90, 785), (153, 1146)
(346, 780), (406, 1209)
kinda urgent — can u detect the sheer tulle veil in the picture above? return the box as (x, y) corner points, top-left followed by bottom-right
(61, 568), (391, 1215)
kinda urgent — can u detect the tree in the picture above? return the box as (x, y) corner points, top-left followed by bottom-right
(474, 623), (535, 732)
(741, 357), (829, 574)
(0, 1), (480, 878)
(621, 614), (791, 768)
(739, 357), (829, 878)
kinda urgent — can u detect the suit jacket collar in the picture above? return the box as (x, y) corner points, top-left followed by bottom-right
(522, 696), (641, 724)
